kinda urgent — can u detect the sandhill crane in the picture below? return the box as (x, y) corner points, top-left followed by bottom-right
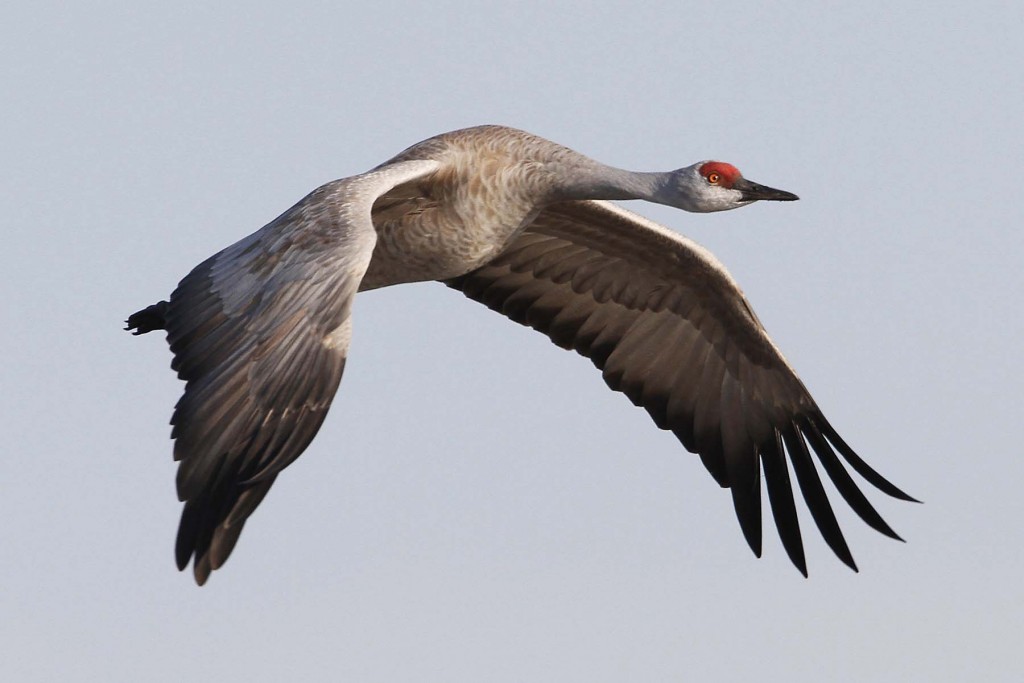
(127, 125), (915, 585)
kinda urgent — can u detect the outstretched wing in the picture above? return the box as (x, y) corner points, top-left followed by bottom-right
(446, 199), (915, 575)
(164, 160), (439, 584)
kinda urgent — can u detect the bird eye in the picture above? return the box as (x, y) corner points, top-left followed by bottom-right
(707, 172), (721, 184)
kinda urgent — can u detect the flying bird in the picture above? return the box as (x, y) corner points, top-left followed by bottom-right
(127, 125), (915, 584)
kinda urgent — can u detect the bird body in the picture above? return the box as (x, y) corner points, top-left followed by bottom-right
(364, 126), (626, 287)
(128, 125), (914, 584)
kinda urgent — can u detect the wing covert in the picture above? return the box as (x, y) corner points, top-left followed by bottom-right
(165, 160), (439, 583)
(447, 199), (915, 574)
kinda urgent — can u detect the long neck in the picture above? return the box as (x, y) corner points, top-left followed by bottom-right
(550, 156), (669, 203)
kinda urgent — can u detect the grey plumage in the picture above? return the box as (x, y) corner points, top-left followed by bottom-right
(128, 126), (913, 584)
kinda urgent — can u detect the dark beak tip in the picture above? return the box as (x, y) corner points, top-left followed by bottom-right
(738, 179), (799, 203)
(750, 190), (799, 203)
(767, 188), (800, 202)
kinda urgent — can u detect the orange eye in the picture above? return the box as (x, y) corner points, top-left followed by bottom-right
(707, 172), (721, 184)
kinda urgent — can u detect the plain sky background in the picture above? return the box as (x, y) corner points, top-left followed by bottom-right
(2, 2), (1021, 681)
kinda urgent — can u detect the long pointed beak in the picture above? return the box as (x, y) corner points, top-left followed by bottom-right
(734, 178), (799, 202)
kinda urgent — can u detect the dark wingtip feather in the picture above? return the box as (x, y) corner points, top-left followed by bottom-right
(731, 483), (763, 559)
(193, 557), (212, 586)
(801, 418), (905, 543)
(724, 431), (763, 560)
(782, 424), (858, 572)
(812, 415), (920, 503)
(760, 431), (808, 576)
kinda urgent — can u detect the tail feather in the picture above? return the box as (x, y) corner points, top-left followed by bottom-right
(126, 301), (169, 335)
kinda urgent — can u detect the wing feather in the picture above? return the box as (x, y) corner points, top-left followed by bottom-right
(159, 160), (439, 583)
(447, 199), (912, 573)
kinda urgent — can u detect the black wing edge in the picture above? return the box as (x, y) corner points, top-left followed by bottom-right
(750, 412), (918, 576)
(444, 272), (918, 576)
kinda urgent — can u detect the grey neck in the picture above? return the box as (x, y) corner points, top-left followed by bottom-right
(549, 157), (670, 204)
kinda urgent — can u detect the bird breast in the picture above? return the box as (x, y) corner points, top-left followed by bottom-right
(359, 156), (547, 290)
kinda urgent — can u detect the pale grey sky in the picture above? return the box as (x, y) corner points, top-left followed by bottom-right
(2, 2), (1021, 681)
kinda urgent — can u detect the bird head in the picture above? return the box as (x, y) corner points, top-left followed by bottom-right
(657, 161), (799, 213)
